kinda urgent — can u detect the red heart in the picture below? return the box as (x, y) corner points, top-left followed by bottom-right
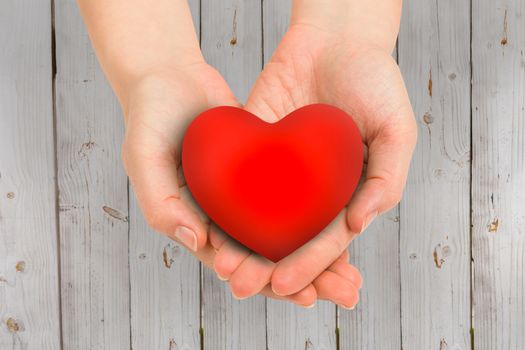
(182, 104), (363, 262)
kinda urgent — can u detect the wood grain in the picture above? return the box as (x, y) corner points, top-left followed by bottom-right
(398, 0), (472, 348)
(200, 1), (267, 349)
(55, 1), (131, 348)
(4, 0), (525, 348)
(201, 0), (263, 104)
(472, 0), (525, 348)
(129, 188), (201, 350)
(339, 209), (401, 350)
(0, 1), (61, 349)
(128, 1), (201, 349)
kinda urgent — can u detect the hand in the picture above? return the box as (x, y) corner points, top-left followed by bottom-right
(121, 63), (362, 307)
(78, 0), (370, 309)
(212, 22), (416, 304)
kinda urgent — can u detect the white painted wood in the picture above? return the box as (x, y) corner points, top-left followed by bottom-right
(4, 0), (525, 348)
(472, 0), (525, 349)
(200, 1), (267, 349)
(129, 1), (201, 349)
(339, 209), (401, 350)
(266, 301), (336, 350)
(54, 1), (131, 349)
(201, 0), (263, 104)
(398, 0), (472, 349)
(0, 2), (61, 349)
(262, 2), (337, 349)
(129, 188), (201, 350)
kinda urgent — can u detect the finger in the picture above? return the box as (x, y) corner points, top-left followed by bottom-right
(270, 211), (357, 296)
(123, 126), (209, 252)
(336, 249), (350, 263)
(208, 224), (229, 251)
(313, 270), (360, 309)
(212, 238), (251, 281)
(259, 283), (318, 308)
(228, 254), (275, 300)
(327, 256), (363, 290)
(346, 118), (417, 234)
(243, 60), (302, 122)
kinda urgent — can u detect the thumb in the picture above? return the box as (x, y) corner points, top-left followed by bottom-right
(347, 121), (417, 233)
(123, 124), (208, 252)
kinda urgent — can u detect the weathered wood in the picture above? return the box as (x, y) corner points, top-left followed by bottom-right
(129, 1), (201, 349)
(262, 1), (337, 349)
(398, 0), (472, 348)
(339, 209), (401, 350)
(129, 189), (201, 350)
(201, 0), (263, 104)
(0, 1), (61, 349)
(55, 1), (130, 348)
(472, 0), (525, 349)
(200, 1), (267, 349)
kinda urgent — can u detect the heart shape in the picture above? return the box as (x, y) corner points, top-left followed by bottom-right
(182, 104), (363, 262)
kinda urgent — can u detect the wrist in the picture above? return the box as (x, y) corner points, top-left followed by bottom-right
(119, 61), (208, 120)
(291, 0), (402, 53)
(77, 0), (205, 107)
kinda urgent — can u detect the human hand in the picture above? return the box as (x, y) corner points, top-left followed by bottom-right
(212, 3), (416, 306)
(77, 0), (380, 309)
(121, 64), (362, 307)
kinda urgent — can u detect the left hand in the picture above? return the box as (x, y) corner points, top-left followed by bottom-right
(212, 20), (417, 306)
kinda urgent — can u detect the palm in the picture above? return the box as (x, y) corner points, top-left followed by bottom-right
(248, 24), (412, 140)
(246, 24), (416, 231)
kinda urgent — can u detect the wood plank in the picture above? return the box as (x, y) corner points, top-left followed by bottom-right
(0, 1), (61, 349)
(201, 0), (262, 104)
(339, 209), (401, 350)
(54, 1), (130, 348)
(129, 188), (201, 350)
(472, 0), (525, 349)
(129, 1), (201, 349)
(398, 0), (472, 348)
(262, 1), (337, 349)
(200, 1), (267, 349)
(339, 43), (402, 349)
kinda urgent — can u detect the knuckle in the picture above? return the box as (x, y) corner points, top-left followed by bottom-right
(321, 232), (347, 254)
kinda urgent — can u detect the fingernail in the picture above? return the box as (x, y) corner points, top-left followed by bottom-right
(232, 291), (248, 300)
(301, 302), (316, 309)
(216, 273), (229, 281)
(174, 226), (197, 252)
(340, 304), (356, 310)
(360, 211), (378, 233)
(271, 285), (286, 297)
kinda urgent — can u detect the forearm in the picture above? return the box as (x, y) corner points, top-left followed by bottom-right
(77, 0), (203, 106)
(291, 0), (402, 52)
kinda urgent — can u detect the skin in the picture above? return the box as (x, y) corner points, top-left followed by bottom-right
(77, 0), (416, 309)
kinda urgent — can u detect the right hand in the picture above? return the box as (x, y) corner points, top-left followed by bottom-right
(121, 62), (362, 307)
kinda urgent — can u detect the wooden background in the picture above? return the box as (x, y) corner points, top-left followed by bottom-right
(1, 0), (524, 349)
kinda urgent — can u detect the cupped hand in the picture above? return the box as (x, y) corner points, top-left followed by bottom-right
(212, 23), (416, 304)
(121, 62), (363, 308)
